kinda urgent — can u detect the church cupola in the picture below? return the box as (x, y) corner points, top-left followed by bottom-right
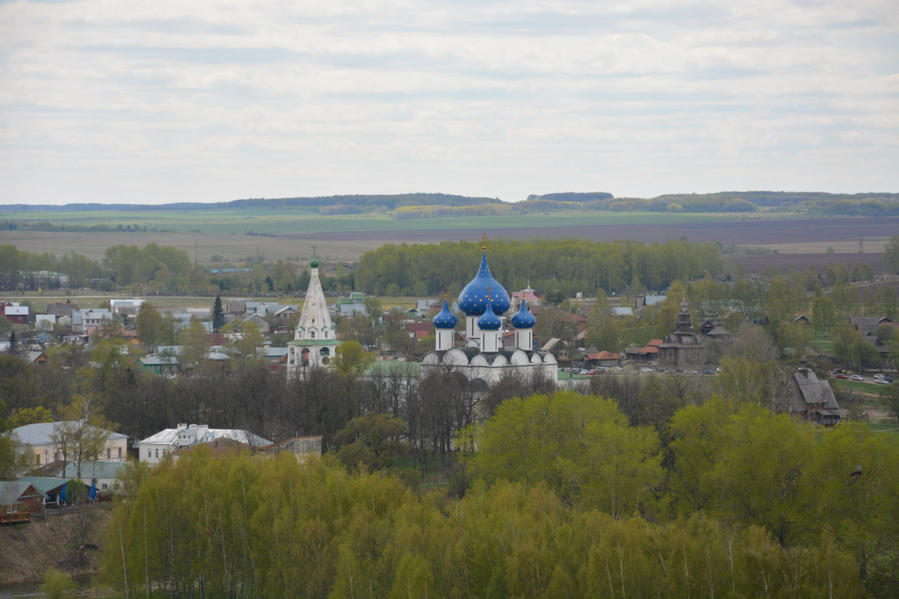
(457, 235), (510, 348)
(477, 302), (502, 353)
(511, 299), (535, 350)
(432, 299), (457, 351)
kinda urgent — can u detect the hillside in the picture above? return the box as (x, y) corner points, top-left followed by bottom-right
(0, 508), (110, 584)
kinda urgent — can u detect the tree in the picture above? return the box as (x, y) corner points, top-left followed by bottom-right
(812, 288), (837, 333)
(885, 235), (899, 273)
(212, 295), (225, 330)
(333, 413), (408, 471)
(332, 341), (374, 377)
(463, 391), (663, 515)
(40, 568), (77, 599)
(881, 383), (899, 421)
(136, 302), (163, 350)
(178, 319), (210, 372)
(8, 406), (53, 428)
(52, 394), (115, 479)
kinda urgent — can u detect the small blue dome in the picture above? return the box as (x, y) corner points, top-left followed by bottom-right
(432, 299), (457, 329)
(458, 253), (511, 316)
(511, 299), (536, 329)
(477, 302), (502, 330)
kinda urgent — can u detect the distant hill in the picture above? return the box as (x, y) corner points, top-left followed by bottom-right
(3, 193), (502, 213)
(526, 192), (614, 202)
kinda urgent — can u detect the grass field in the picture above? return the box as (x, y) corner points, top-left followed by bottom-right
(831, 378), (885, 395)
(868, 422), (899, 436)
(1, 208), (764, 235)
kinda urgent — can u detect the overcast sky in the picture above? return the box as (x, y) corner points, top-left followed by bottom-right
(1, 0), (897, 205)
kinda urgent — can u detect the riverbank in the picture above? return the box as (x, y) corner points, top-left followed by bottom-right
(0, 507), (111, 585)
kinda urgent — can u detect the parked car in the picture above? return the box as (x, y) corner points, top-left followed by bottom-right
(834, 373), (849, 379)
(875, 378), (890, 385)
(874, 374), (893, 383)
(850, 374), (864, 381)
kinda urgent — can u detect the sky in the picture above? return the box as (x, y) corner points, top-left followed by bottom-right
(1, 0), (897, 206)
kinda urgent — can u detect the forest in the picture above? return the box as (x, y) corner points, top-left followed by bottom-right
(355, 239), (723, 298)
(97, 391), (899, 599)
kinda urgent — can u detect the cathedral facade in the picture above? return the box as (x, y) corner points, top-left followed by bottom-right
(421, 246), (557, 387)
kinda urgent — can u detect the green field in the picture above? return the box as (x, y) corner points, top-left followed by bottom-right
(869, 422), (899, 436)
(831, 378), (884, 395)
(0, 207), (788, 236)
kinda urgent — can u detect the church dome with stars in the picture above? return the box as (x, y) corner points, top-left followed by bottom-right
(476, 302), (502, 330)
(432, 299), (458, 329)
(458, 252), (511, 317)
(511, 299), (536, 329)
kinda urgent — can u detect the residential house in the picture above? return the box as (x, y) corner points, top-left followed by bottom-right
(109, 298), (145, 315)
(23, 351), (49, 366)
(2, 302), (29, 324)
(0, 481), (44, 521)
(584, 351), (622, 368)
(335, 292), (370, 317)
(259, 346), (288, 371)
(9, 421), (128, 467)
(137, 424), (272, 465)
(34, 460), (126, 494)
(274, 305), (297, 322)
(79, 308), (114, 336)
(625, 339), (662, 363)
(35, 314), (56, 330)
(788, 367), (842, 426)
(140, 354), (179, 376)
(46, 302), (79, 319)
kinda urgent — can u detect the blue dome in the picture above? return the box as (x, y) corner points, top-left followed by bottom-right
(511, 299), (536, 329)
(477, 302), (502, 330)
(432, 299), (457, 329)
(458, 253), (511, 316)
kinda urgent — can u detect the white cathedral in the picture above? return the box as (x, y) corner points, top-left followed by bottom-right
(287, 257), (339, 381)
(421, 243), (557, 387)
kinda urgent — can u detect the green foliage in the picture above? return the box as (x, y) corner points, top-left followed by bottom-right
(8, 405), (54, 428)
(212, 294), (225, 330)
(334, 413), (408, 471)
(886, 235), (899, 273)
(356, 239), (722, 297)
(103, 448), (874, 599)
(463, 391), (663, 515)
(136, 301), (163, 350)
(39, 567), (77, 599)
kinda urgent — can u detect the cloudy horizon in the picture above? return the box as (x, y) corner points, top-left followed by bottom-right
(1, 0), (897, 206)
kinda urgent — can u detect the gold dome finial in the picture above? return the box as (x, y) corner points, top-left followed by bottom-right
(481, 232), (488, 252)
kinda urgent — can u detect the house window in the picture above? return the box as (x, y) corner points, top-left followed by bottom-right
(155, 448), (159, 458)
(107, 448), (111, 459)
(118, 447), (122, 459)
(35, 454), (41, 465)
(102, 483), (108, 490)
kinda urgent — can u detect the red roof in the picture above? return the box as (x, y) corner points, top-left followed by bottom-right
(586, 351), (621, 360)
(647, 339), (663, 347)
(405, 322), (431, 334)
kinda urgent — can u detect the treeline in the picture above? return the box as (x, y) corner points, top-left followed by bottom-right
(99, 392), (899, 598)
(355, 239), (723, 298)
(0, 244), (351, 295)
(392, 204), (512, 219)
(2, 222), (161, 233)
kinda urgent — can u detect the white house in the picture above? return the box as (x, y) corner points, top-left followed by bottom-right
(78, 308), (113, 335)
(137, 424), (272, 464)
(35, 314), (57, 330)
(8, 421), (128, 467)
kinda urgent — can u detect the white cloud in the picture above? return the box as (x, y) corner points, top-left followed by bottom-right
(0, 0), (897, 204)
